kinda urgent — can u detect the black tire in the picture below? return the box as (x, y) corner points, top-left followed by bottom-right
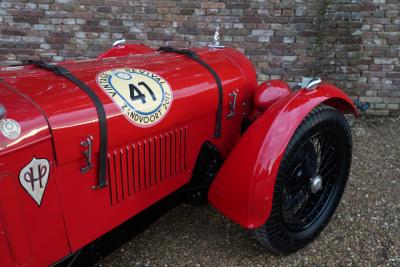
(253, 105), (352, 253)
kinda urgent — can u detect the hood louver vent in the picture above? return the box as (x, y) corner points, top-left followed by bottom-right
(107, 126), (188, 205)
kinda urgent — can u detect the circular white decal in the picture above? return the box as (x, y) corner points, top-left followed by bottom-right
(97, 68), (173, 127)
(0, 118), (21, 139)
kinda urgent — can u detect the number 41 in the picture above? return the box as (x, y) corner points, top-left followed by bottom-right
(129, 82), (157, 104)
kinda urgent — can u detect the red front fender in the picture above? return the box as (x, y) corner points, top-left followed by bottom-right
(208, 83), (357, 229)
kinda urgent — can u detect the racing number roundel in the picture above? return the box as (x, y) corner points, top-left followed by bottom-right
(97, 68), (173, 127)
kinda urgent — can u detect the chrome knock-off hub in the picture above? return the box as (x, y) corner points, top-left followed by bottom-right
(310, 175), (323, 194)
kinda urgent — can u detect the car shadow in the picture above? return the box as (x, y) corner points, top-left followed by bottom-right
(57, 195), (181, 267)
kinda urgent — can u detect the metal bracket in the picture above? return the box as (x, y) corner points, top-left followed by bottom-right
(300, 77), (322, 90)
(306, 77), (322, 90)
(227, 90), (238, 119)
(81, 135), (93, 174)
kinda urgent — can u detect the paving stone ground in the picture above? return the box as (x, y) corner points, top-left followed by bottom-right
(96, 116), (400, 267)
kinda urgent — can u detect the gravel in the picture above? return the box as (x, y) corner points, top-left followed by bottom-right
(96, 116), (400, 267)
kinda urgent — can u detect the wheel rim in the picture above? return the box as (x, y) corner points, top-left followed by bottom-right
(280, 131), (341, 232)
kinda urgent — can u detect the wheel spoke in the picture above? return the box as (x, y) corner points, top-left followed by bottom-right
(286, 180), (307, 194)
(293, 191), (310, 221)
(283, 189), (305, 212)
(319, 152), (336, 174)
(321, 138), (335, 164)
(321, 164), (336, 178)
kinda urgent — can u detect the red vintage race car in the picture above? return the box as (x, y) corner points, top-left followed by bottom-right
(0, 41), (357, 266)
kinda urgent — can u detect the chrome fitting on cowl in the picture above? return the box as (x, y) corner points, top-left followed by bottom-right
(112, 39), (126, 47)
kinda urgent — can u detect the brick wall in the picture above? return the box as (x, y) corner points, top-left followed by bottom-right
(320, 1), (400, 115)
(0, 0), (399, 115)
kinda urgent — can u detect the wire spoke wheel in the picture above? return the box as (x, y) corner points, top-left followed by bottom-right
(281, 132), (339, 232)
(253, 105), (352, 253)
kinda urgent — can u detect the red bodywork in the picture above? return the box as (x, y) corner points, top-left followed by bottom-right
(0, 44), (356, 266)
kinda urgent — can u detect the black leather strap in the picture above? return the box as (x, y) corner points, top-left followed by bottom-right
(28, 60), (108, 189)
(158, 46), (223, 138)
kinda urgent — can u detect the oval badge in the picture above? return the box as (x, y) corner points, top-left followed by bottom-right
(97, 68), (173, 127)
(0, 118), (21, 140)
